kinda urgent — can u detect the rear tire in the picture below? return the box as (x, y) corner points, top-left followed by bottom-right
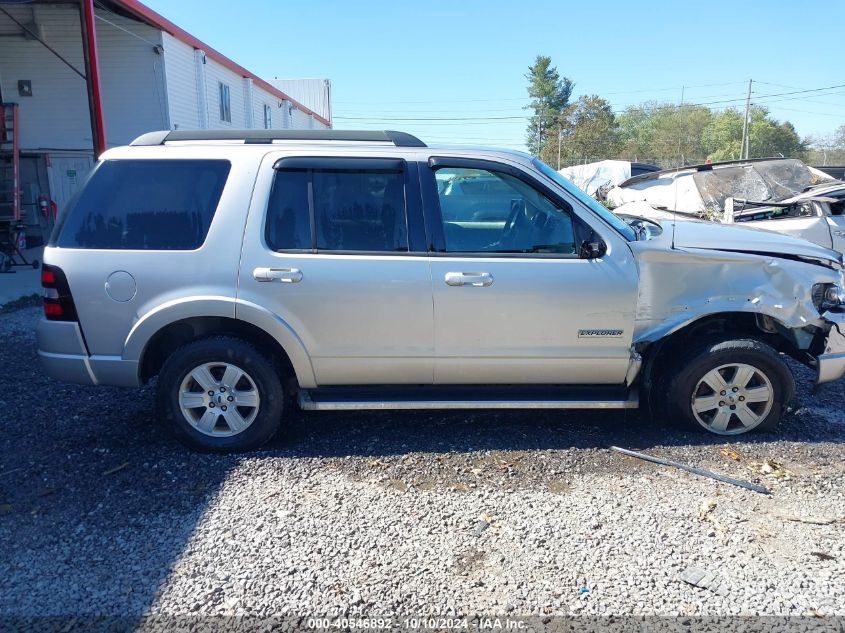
(156, 336), (284, 451)
(665, 338), (794, 436)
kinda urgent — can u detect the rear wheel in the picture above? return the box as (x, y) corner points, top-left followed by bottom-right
(666, 338), (794, 436)
(157, 336), (284, 451)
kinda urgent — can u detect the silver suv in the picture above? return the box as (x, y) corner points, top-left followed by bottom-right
(36, 130), (845, 451)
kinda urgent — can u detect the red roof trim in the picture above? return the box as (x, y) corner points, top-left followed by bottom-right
(113, 0), (331, 127)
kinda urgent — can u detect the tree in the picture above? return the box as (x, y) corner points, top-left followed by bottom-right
(701, 109), (744, 161)
(809, 124), (845, 165)
(549, 95), (620, 166)
(524, 55), (573, 156)
(747, 107), (807, 160)
(702, 106), (807, 162)
(617, 103), (713, 167)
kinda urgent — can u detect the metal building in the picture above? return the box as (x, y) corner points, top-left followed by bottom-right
(0, 0), (331, 247)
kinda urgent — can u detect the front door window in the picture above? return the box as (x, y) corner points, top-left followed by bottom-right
(434, 167), (575, 255)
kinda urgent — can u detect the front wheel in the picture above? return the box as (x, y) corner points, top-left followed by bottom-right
(666, 338), (795, 436)
(156, 336), (284, 451)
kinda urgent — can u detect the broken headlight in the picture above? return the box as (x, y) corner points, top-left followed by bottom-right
(813, 283), (845, 311)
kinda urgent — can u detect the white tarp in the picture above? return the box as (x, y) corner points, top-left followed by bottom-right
(558, 160), (632, 196)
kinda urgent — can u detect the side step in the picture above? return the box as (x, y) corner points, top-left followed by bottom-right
(298, 385), (638, 411)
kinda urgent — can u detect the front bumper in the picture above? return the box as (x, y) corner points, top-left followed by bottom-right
(816, 311), (845, 384)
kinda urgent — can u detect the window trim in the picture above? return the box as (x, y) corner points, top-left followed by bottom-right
(263, 103), (272, 129)
(421, 157), (590, 259)
(218, 82), (231, 123)
(264, 157), (427, 255)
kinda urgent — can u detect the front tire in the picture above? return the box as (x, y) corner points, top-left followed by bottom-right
(157, 336), (284, 451)
(666, 338), (794, 436)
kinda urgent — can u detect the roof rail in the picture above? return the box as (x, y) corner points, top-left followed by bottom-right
(130, 129), (427, 147)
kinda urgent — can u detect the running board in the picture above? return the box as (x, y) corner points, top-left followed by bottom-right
(298, 388), (638, 411)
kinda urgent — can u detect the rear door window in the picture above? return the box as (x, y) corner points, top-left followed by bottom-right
(266, 158), (409, 252)
(53, 159), (230, 250)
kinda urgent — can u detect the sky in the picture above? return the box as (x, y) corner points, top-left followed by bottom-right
(142, 0), (845, 152)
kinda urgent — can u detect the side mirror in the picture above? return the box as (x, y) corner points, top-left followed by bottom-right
(579, 239), (606, 260)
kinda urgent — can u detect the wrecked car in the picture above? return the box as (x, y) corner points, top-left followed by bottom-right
(607, 158), (845, 253)
(36, 131), (845, 451)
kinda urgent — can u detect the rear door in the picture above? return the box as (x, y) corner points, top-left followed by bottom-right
(421, 157), (639, 385)
(238, 155), (434, 385)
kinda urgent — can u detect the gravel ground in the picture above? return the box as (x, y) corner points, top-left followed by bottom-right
(1, 306), (844, 626)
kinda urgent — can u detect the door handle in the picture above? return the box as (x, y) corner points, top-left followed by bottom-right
(253, 267), (303, 283)
(445, 271), (493, 287)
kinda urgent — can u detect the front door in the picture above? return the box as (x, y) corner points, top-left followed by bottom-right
(238, 155), (434, 385)
(422, 158), (638, 384)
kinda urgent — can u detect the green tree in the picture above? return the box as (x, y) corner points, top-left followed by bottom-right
(748, 107), (807, 160)
(617, 104), (656, 161)
(524, 55), (573, 156)
(701, 109), (744, 161)
(702, 106), (807, 161)
(548, 95), (620, 166)
(618, 103), (713, 167)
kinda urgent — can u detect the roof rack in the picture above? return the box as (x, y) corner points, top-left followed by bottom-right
(130, 129), (427, 147)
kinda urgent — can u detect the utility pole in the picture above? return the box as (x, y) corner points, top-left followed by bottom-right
(557, 125), (562, 170)
(740, 79), (752, 160)
(677, 85), (685, 167)
(536, 103), (545, 157)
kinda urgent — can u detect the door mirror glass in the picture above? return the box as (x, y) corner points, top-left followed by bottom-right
(579, 239), (606, 260)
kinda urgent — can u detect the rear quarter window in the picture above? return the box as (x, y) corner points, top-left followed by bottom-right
(53, 159), (230, 250)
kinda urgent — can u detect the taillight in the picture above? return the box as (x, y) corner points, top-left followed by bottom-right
(42, 264), (78, 321)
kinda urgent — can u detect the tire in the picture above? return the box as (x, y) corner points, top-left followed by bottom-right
(156, 336), (284, 451)
(665, 338), (794, 436)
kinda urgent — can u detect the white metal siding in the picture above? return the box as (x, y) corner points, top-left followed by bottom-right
(161, 32), (200, 129)
(203, 57), (246, 128)
(0, 5), (91, 150)
(289, 106), (312, 130)
(0, 4), (167, 150)
(269, 78), (331, 122)
(253, 85), (283, 129)
(242, 77), (254, 128)
(94, 8), (168, 146)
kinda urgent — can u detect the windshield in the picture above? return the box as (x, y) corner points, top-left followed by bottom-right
(692, 159), (836, 213)
(532, 158), (636, 241)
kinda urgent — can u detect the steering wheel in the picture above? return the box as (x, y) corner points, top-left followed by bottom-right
(496, 202), (530, 251)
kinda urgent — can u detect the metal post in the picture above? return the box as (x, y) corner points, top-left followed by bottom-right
(557, 125), (562, 170)
(79, 0), (106, 157)
(677, 86), (684, 167)
(740, 79), (752, 160)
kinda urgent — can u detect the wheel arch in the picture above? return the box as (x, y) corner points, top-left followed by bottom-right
(635, 310), (800, 417)
(129, 298), (316, 388)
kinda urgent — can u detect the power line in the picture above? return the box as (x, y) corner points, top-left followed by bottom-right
(334, 84), (845, 123)
(333, 80), (751, 105)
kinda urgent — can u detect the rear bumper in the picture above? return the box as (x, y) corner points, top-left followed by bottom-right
(816, 312), (845, 385)
(36, 319), (139, 387)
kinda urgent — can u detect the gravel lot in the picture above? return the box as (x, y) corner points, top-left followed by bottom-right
(1, 305), (843, 626)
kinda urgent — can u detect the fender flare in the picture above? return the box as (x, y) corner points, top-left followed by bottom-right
(123, 296), (317, 388)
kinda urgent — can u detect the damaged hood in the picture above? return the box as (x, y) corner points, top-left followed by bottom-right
(666, 219), (842, 264)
